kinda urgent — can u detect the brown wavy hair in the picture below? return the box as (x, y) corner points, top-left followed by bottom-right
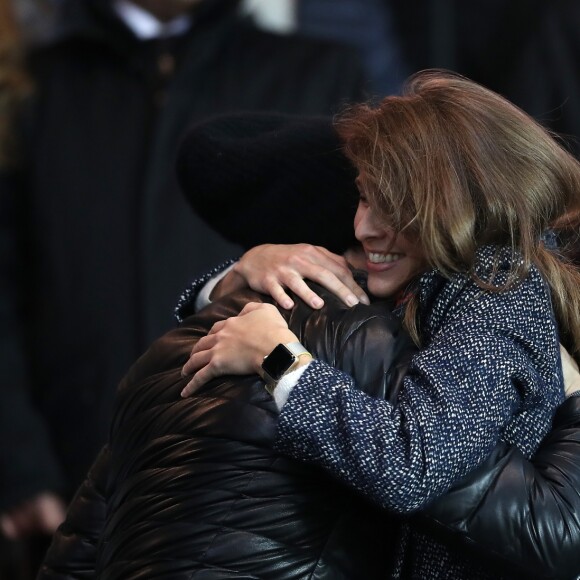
(336, 70), (580, 357)
(0, 0), (32, 167)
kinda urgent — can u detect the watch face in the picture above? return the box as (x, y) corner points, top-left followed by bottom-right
(262, 344), (297, 381)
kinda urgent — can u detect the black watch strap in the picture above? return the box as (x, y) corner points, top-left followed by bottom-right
(261, 342), (311, 387)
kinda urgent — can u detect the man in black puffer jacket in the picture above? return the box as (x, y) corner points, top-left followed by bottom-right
(59, 283), (414, 579)
(39, 279), (580, 579)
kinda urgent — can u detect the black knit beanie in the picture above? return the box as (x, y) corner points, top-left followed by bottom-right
(176, 112), (359, 253)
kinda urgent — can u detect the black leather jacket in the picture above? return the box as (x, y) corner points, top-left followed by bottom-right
(39, 285), (580, 579)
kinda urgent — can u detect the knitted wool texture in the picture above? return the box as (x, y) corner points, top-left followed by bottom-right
(275, 246), (564, 578)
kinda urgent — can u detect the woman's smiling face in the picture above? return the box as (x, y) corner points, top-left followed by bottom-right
(353, 196), (428, 298)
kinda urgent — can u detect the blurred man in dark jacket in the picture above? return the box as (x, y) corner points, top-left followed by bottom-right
(0, 0), (364, 546)
(391, 0), (580, 155)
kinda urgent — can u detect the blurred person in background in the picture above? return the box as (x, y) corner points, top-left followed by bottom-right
(481, 0), (580, 157)
(241, 0), (410, 98)
(420, 0), (580, 156)
(390, 0), (580, 156)
(0, 3), (62, 577)
(11, 0), (60, 45)
(297, 0), (409, 97)
(0, 0), (364, 575)
(240, 0), (297, 34)
(0, 0), (33, 168)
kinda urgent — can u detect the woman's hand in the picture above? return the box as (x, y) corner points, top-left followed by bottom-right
(560, 344), (580, 397)
(212, 243), (369, 310)
(181, 302), (299, 397)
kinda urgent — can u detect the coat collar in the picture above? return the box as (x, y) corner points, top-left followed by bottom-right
(112, 1), (192, 40)
(417, 245), (525, 340)
(43, 0), (241, 50)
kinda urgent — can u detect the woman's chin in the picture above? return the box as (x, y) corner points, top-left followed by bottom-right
(367, 276), (401, 299)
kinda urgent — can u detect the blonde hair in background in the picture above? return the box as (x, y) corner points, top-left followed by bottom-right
(0, 0), (32, 168)
(337, 70), (580, 357)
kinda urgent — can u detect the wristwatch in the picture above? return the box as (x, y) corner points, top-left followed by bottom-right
(261, 341), (311, 388)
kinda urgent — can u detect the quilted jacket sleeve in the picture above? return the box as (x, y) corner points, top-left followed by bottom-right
(424, 395), (580, 580)
(37, 446), (110, 580)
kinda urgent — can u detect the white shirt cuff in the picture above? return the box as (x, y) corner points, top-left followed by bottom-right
(194, 263), (237, 312)
(272, 361), (312, 410)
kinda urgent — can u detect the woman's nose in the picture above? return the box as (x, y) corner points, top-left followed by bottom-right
(355, 205), (394, 242)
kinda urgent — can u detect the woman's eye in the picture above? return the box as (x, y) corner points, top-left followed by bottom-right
(359, 195), (369, 206)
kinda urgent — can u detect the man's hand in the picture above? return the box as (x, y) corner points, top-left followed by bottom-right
(214, 244), (369, 310)
(0, 492), (66, 540)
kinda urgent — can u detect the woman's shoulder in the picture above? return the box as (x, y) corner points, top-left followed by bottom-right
(420, 246), (547, 298)
(471, 245), (545, 286)
(418, 246), (553, 335)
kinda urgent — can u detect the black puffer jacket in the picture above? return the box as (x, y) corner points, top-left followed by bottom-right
(40, 285), (411, 579)
(39, 286), (580, 579)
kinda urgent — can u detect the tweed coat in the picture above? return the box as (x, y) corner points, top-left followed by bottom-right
(274, 247), (565, 578)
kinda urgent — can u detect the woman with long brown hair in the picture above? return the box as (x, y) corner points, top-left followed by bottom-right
(180, 71), (580, 578)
